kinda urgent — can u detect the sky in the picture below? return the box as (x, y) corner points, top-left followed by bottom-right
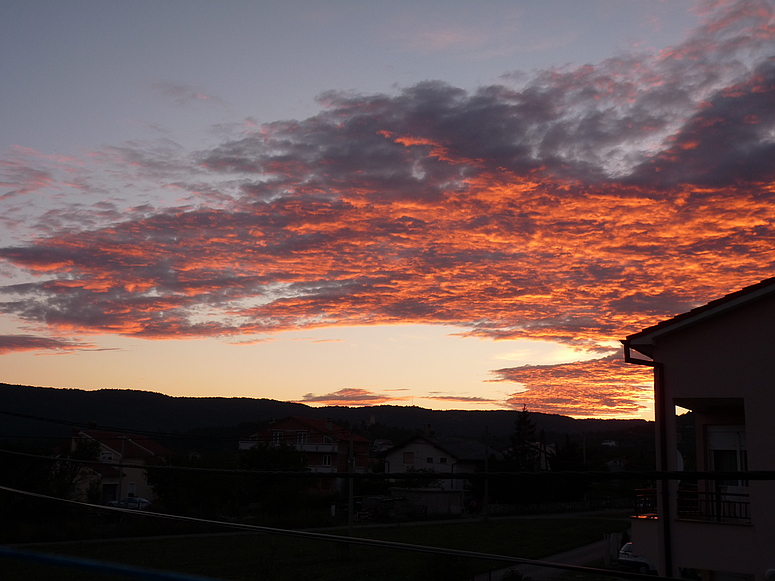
(1, 0), (774, 419)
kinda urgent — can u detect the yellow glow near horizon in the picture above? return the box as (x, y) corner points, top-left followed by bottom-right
(0, 323), (654, 419)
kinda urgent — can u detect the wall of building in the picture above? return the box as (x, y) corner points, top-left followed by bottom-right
(384, 440), (463, 490)
(384, 440), (453, 473)
(649, 293), (775, 579)
(118, 464), (156, 501)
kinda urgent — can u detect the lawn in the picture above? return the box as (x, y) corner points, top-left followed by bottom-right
(1, 514), (630, 581)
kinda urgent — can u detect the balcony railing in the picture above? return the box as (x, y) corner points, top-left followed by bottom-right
(296, 443), (338, 453)
(307, 466), (337, 474)
(238, 440), (340, 453)
(633, 486), (750, 524)
(677, 486), (750, 523)
(634, 488), (658, 516)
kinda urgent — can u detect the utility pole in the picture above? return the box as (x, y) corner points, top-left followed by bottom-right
(117, 435), (126, 503)
(482, 426), (489, 522)
(348, 430), (355, 538)
(347, 430), (355, 559)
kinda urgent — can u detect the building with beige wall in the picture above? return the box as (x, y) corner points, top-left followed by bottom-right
(71, 429), (170, 504)
(623, 277), (775, 580)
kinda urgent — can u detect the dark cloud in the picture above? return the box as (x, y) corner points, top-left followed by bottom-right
(189, 5), (773, 202)
(422, 394), (501, 404)
(0, 334), (96, 354)
(627, 57), (775, 186)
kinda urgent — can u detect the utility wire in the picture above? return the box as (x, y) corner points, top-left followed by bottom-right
(0, 446), (771, 481)
(0, 484), (678, 581)
(0, 409), (259, 441)
(0, 408), (363, 442)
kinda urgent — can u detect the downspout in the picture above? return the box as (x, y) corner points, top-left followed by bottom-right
(623, 340), (673, 577)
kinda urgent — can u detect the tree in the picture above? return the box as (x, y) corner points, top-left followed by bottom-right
(510, 404), (536, 471)
(48, 438), (101, 500)
(146, 443), (310, 518)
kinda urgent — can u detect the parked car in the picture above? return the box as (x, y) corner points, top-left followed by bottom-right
(618, 542), (657, 574)
(107, 497), (152, 511)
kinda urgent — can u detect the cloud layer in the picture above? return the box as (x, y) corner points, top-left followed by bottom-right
(492, 354), (653, 417)
(2, 0), (774, 415)
(0, 334), (97, 355)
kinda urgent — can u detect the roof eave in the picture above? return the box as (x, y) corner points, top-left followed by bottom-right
(625, 278), (775, 349)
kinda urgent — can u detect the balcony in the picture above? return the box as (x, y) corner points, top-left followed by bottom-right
(634, 488), (658, 516)
(633, 486), (751, 524)
(296, 443), (338, 453)
(307, 466), (337, 474)
(677, 485), (750, 524)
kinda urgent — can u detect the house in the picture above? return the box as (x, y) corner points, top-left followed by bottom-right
(382, 433), (501, 491)
(238, 416), (371, 491)
(623, 277), (775, 580)
(70, 429), (170, 504)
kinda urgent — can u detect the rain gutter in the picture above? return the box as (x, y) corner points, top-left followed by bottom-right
(622, 339), (673, 578)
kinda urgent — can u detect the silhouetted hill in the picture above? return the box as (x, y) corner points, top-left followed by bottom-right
(0, 383), (651, 446)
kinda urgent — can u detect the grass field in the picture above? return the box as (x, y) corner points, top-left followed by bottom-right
(1, 514), (630, 581)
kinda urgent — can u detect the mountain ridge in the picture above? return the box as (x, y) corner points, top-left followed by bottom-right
(0, 382), (652, 443)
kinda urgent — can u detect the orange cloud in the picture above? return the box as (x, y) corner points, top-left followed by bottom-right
(493, 354), (654, 418)
(297, 388), (409, 406)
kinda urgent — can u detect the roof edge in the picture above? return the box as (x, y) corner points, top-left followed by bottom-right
(626, 276), (775, 346)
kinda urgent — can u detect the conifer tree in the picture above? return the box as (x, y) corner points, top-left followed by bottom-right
(510, 404), (537, 471)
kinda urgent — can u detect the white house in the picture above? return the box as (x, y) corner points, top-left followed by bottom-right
(383, 434), (499, 491)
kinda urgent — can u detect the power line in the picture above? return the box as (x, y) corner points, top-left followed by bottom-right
(1, 446), (772, 481)
(0, 408), (364, 442)
(0, 484), (677, 581)
(0, 409), (250, 441)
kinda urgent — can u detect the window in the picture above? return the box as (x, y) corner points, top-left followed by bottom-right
(297, 432), (308, 445)
(323, 455), (332, 466)
(403, 452), (414, 464)
(272, 431), (283, 445)
(426, 457), (433, 463)
(440, 457), (447, 464)
(323, 436), (333, 444)
(100, 452), (113, 462)
(684, 424), (752, 523)
(707, 425), (748, 487)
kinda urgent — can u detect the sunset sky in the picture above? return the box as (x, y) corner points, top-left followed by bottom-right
(2, 0), (774, 419)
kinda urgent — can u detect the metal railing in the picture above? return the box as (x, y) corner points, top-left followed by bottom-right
(634, 488), (658, 516)
(296, 443), (338, 453)
(633, 486), (751, 523)
(677, 485), (750, 523)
